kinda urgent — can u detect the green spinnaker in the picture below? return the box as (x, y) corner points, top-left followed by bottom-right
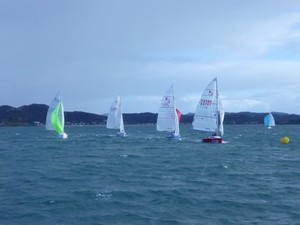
(51, 102), (64, 134)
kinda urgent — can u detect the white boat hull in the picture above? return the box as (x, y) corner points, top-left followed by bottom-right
(58, 132), (68, 139)
(116, 132), (126, 137)
(166, 132), (181, 140)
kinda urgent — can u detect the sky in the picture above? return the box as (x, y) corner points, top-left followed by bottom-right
(1, 0), (300, 114)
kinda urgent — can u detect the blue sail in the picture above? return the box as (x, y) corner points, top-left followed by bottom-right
(264, 113), (275, 127)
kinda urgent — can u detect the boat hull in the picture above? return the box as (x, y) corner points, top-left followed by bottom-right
(58, 132), (68, 139)
(166, 135), (181, 140)
(202, 136), (222, 144)
(166, 132), (181, 140)
(116, 132), (126, 137)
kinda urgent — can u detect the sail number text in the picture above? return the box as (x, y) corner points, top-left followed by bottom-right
(200, 99), (212, 106)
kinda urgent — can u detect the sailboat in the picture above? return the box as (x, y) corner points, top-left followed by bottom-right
(156, 86), (181, 140)
(106, 95), (126, 137)
(192, 77), (224, 143)
(264, 113), (275, 129)
(45, 92), (68, 139)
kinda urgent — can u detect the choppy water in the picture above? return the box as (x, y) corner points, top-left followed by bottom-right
(0, 124), (300, 225)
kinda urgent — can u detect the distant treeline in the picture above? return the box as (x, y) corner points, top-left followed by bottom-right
(1, 104), (300, 126)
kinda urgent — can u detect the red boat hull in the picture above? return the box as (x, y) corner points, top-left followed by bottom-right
(202, 137), (223, 144)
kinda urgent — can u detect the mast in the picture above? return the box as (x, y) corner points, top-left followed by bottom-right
(173, 86), (180, 136)
(215, 77), (219, 136)
(119, 96), (125, 133)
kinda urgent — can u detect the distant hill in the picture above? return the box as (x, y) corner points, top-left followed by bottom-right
(65, 111), (106, 125)
(0, 104), (49, 126)
(224, 112), (300, 124)
(0, 104), (106, 126)
(1, 104), (300, 126)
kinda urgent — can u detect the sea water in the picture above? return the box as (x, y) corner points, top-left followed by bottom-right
(0, 124), (300, 225)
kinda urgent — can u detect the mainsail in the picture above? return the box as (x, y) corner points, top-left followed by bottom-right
(106, 95), (126, 135)
(157, 86), (180, 138)
(193, 77), (224, 137)
(193, 78), (218, 132)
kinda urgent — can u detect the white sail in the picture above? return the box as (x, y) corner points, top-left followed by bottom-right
(218, 99), (225, 136)
(156, 86), (180, 138)
(106, 95), (126, 135)
(264, 113), (275, 128)
(193, 77), (224, 136)
(174, 109), (180, 137)
(45, 92), (68, 138)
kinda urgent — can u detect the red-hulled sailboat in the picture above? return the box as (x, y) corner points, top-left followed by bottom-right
(192, 77), (225, 144)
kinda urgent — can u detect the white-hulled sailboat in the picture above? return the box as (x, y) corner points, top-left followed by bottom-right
(106, 95), (126, 137)
(156, 86), (181, 140)
(45, 92), (68, 139)
(264, 113), (275, 129)
(192, 77), (224, 143)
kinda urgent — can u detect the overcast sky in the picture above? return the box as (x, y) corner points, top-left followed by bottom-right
(1, 0), (300, 114)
